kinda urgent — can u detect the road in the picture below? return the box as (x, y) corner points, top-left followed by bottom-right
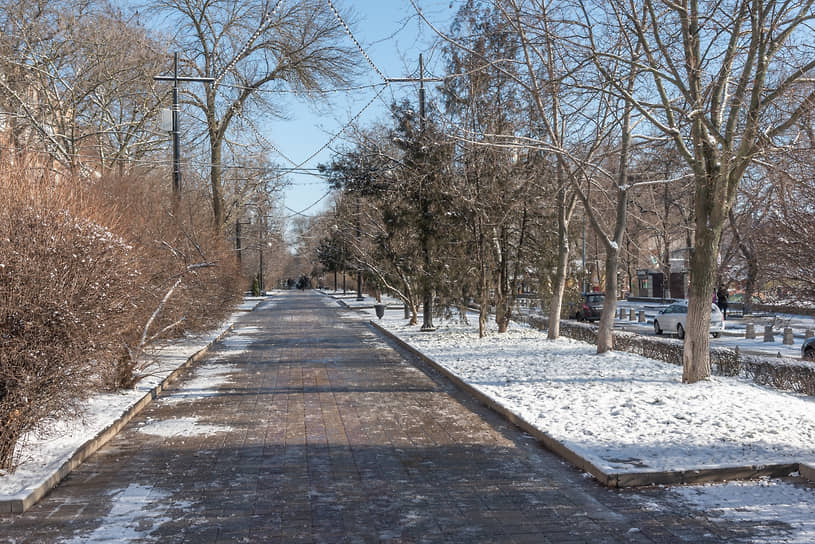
(0, 291), (779, 542)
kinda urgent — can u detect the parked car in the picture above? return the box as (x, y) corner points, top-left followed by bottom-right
(575, 293), (605, 322)
(653, 301), (724, 339)
(802, 337), (815, 360)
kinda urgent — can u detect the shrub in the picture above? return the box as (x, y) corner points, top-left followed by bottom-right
(526, 315), (815, 396)
(84, 175), (242, 388)
(0, 178), (141, 469)
(0, 166), (241, 471)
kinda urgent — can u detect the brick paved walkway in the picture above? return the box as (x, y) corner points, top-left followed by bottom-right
(0, 291), (771, 542)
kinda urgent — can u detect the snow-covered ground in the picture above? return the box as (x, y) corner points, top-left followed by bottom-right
(370, 310), (815, 473)
(331, 291), (815, 542)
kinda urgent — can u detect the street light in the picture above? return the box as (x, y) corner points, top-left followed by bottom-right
(356, 195), (363, 301)
(153, 52), (214, 197)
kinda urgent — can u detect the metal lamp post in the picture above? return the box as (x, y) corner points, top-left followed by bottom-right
(153, 52), (214, 197)
(387, 54), (443, 332)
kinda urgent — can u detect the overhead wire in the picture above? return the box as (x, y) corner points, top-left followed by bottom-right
(7, 1), (472, 219)
(217, 0), (398, 217)
(291, 83), (390, 171)
(213, 0), (285, 87)
(219, 81), (388, 95)
(326, 0), (388, 83)
(283, 189), (333, 218)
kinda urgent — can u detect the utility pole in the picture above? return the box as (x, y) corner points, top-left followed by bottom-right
(387, 54), (443, 332)
(236, 219), (252, 265)
(154, 52), (214, 197)
(356, 195), (363, 301)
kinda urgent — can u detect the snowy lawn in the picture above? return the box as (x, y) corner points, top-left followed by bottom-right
(367, 306), (815, 474)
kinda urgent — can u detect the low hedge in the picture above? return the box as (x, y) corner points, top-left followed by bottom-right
(527, 316), (815, 396)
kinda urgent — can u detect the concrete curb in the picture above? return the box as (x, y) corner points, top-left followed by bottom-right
(369, 320), (802, 488)
(0, 299), (262, 514)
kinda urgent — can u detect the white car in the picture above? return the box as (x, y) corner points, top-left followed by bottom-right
(653, 301), (724, 339)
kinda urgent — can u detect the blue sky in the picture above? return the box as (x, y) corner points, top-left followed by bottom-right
(120, 0), (457, 222)
(269, 1), (456, 221)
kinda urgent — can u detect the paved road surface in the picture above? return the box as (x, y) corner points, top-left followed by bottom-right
(0, 291), (777, 542)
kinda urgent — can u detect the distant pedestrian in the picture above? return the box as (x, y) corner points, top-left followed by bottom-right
(717, 285), (729, 319)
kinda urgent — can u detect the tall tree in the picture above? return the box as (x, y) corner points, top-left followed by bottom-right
(594, 0), (815, 381)
(0, 0), (167, 174)
(442, 1), (531, 336)
(152, 0), (358, 226)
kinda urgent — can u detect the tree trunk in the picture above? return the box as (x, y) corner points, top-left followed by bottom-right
(743, 259), (758, 316)
(506, 206), (528, 327)
(597, 249), (618, 352)
(682, 226), (719, 383)
(479, 236), (489, 339)
(595, 67), (633, 354)
(210, 142), (225, 227)
(548, 188), (572, 340)
(479, 289), (489, 339)
(402, 278), (418, 325)
(420, 185), (435, 331)
(422, 289), (434, 330)
(495, 228), (510, 333)
(548, 234), (569, 339)
(728, 208), (758, 316)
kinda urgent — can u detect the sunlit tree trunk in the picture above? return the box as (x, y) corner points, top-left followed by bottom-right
(683, 220), (720, 382)
(548, 180), (576, 339)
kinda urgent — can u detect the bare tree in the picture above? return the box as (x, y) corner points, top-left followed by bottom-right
(151, 0), (359, 227)
(754, 121), (815, 303)
(593, 0), (815, 382)
(441, 2), (532, 336)
(421, 0), (634, 345)
(629, 145), (694, 300)
(0, 0), (168, 174)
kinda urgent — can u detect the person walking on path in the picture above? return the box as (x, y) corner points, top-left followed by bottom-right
(717, 285), (729, 319)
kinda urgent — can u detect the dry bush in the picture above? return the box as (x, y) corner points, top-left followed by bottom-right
(0, 165), (241, 471)
(0, 168), (142, 469)
(82, 175), (242, 388)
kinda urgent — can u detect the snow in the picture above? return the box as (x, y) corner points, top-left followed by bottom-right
(665, 479), (815, 543)
(59, 484), (193, 543)
(371, 311), (815, 473)
(155, 327), (254, 405)
(136, 417), (231, 438)
(156, 362), (237, 405)
(0, 388), (150, 498)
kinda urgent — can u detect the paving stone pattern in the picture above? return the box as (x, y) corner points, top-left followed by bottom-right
(0, 292), (776, 542)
